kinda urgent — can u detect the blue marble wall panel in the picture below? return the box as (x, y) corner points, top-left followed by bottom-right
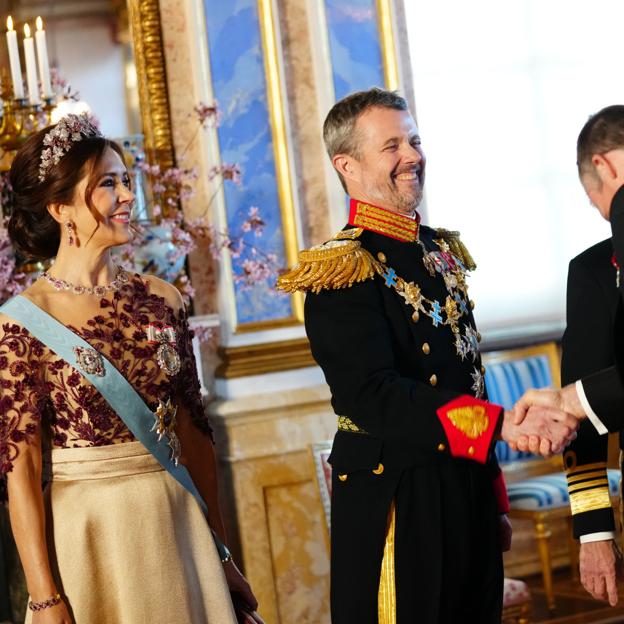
(203, 0), (292, 324)
(324, 0), (385, 101)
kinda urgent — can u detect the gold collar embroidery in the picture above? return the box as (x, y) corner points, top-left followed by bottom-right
(348, 199), (419, 243)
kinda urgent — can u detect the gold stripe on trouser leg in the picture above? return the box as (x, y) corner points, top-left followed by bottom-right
(609, 449), (624, 535)
(378, 501), (397, 624)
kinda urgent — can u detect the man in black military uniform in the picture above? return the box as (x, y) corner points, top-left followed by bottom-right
(561, 235), (623, 607)
(520, 106), (624, 607)
(516, 105), (624, 607)
(278, 88), (577, 623)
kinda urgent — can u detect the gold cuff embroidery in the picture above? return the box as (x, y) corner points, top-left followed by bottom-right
(446, 405), (489, 439)
(570, 487), (612, 515)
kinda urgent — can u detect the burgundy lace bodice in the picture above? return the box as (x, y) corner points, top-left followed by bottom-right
(0, 274), (211, 487)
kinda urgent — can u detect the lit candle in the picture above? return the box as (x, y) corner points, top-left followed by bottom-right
(6, 16), (24, 99)
(23, 23), (40, 105)
(35, 17), (52, 98)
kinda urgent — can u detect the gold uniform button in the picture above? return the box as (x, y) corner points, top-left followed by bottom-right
(429, 374), (438, 386)
(437, 443), (446, 452)
(412, 311), (420, 323)
(477, 332), (482, 343)
(481, 365), (486, 375)
(468, 446), (475, 456)
(422, 342), (430, 355)
(338, 474), (348, 482)
(470, 300), (475, 310)
(372, 463), (384, 475)
(377, 252), (387, 263)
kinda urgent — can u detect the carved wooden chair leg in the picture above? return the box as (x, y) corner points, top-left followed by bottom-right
(534, 512), (556, 612)
(566, 515), (579, 582)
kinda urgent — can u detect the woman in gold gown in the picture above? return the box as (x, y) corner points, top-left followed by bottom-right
(0, 114), (262, 624)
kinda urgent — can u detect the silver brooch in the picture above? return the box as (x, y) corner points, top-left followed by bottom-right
(146, 324), (181, 376)
(73, 346), (105, 377)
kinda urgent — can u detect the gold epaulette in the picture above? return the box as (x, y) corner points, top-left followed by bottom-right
(276, 228), (378, 294)
(435, 228), (477, 271)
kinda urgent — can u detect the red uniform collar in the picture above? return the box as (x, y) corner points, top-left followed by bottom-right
(348, 198), (420, 243)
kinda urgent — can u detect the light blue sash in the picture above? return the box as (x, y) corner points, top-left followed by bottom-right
(0, 295), (228, 557)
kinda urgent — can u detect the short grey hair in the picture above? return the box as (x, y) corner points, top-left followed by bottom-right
(323, 88), (408, 191)
(577, 105), (624, 182)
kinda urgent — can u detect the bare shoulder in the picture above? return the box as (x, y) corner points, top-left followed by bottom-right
(139, 273), (185, 313)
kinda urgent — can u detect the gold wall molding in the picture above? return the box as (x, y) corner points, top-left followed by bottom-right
(376, 0), (400, 91)
(250, 0), (304, 327)
(216, 337), (316, 378)
(127, 0), (175, 169)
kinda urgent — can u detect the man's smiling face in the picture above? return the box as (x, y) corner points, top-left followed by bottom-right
(350, 106), (426, 215)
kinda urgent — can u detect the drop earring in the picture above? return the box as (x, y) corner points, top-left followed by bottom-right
(65, 221), (75, 246)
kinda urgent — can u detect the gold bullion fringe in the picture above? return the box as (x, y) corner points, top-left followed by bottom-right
(276, 240), (377, 294)
(436, 229), (477, 271)
(378, 502), (397, 624)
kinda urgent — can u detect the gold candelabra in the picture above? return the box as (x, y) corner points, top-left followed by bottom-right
(0, 68), (54, 166)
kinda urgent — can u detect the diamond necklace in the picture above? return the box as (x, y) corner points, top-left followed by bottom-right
(41, 266), (130, 296)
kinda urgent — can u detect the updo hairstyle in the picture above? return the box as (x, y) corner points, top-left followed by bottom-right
(8, 125), (125, 260)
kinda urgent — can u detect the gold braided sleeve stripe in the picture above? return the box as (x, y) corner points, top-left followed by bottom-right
(568, 478), (610, 493)
(566, 461), (608, 474)
(570, 487), (613, 515)
(567, 470), (608, 485)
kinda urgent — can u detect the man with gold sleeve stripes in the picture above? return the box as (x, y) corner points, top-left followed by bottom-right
(277, 88), (578, 624)
(561, 235), (622, 607)
(514, 106), (624, 607)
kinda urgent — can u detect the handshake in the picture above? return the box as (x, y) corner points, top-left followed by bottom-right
(499, 384), (587, 456)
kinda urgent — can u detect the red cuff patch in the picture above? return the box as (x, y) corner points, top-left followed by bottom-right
(492, 471), (510, 514)
(436, 395), (503, 464)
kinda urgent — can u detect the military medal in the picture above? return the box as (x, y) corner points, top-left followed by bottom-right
(73, 346), (105, 377)
(151, 397), (181, 465)
(471, 367), (485, 399)
(146, 324), (181, 376)
(462, 326), (480, 362)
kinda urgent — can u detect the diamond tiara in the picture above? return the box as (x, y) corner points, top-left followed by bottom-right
(38, 113), (102, 183)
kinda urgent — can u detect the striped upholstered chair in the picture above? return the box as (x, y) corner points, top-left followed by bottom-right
(310, 441), (533, 622)
(483, 342), (620, 612)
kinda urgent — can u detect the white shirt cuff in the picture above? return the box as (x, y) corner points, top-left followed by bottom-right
(580, 531), (617, 543)
(576, 379), (608, 435)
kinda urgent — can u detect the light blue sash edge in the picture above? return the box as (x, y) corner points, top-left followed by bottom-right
(0, 295), (227, 557)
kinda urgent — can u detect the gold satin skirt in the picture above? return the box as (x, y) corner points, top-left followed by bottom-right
(25, 441), (236, 624)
